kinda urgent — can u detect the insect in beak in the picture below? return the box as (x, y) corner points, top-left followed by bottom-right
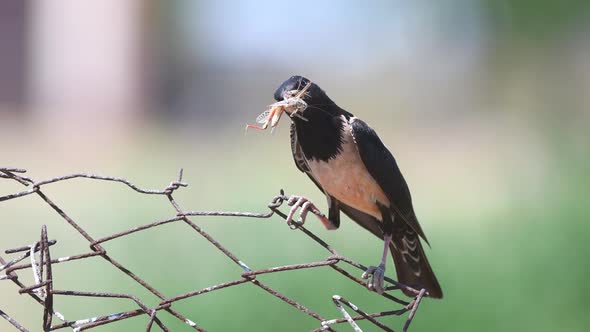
(246, 81), (312, 133)
(245, 105), (285, 132)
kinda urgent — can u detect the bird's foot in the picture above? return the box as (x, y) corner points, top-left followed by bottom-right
(285, 195), (330, 229)
(362, 263), (386, 294)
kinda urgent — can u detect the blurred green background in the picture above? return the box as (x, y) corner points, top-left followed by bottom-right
(1, 1), (589, 331)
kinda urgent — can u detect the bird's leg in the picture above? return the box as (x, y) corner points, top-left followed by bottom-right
(362, 233), (392, 294)
(285, 195), (331, 229)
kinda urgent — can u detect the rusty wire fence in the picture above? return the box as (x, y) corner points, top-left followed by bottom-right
(0, 167), (428, 332)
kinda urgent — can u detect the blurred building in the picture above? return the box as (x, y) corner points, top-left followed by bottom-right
(0, 1), (28, 112)
(30, 0), (145, 124)
(0, 0), (146, 128)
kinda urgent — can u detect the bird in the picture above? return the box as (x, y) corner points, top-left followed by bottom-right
(271, 75), (443, 298)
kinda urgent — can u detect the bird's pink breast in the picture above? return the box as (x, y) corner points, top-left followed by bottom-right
(307, 119), (389, 221)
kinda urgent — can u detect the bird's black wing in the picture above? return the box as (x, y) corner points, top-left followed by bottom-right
(290, 122), (311, 174)
(350, 118), (428, 243)
(290, 122), (340, 228)
(339, 203), (383, 239)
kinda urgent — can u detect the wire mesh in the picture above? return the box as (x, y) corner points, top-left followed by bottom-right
(0, 167), (428, 331)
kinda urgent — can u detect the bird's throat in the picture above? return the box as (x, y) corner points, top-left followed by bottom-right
(295, 112), (346, 162)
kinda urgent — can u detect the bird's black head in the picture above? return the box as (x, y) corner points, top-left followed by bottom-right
(273, 75), (334, 108)
(274, 76), (352, 161)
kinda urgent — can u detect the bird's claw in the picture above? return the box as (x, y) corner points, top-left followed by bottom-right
(284, 195), (327, 229)
(362, 264), (386, 294)
(285, 196), (310, 228)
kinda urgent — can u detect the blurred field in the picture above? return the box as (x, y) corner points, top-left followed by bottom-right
(2, 1), (590, 331)
(2, 111), (589, 331)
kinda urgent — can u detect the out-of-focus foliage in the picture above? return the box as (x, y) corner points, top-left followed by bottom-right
(482, 0), (590, 42)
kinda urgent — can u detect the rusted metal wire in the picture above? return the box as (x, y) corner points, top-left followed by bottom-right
(0, 167), (429, 331)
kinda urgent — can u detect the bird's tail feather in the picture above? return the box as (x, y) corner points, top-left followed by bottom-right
(390, 222), (443, 299)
